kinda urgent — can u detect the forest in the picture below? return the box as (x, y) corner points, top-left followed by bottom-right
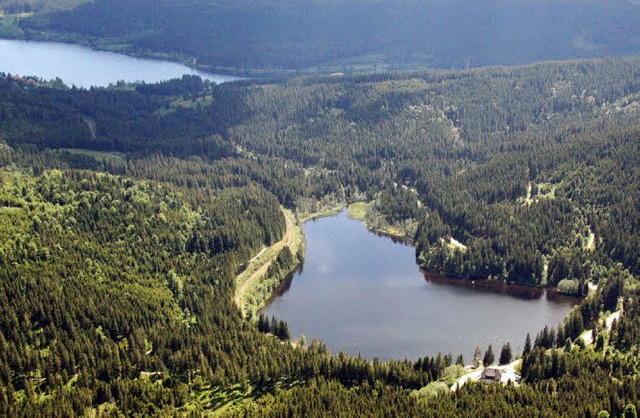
(1, 56), (640, 415)
(1, 0), (639, 74)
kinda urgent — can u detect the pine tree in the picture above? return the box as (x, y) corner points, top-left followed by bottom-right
(499, 343), (512, 365)
(523, 333), (532, 356)
(474, 346), (482, 368)
(277, 320), (290, 341)
(483, 345), (495, 367)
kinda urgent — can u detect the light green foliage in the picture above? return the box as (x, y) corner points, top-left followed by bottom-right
(441, 365), (465, 385)
(411, 381), (449, 400)
(558, 279), (580, 296)
(2, 57), (640, 416)
(347, 202), (367, 221)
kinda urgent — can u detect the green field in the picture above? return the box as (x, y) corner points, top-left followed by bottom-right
(347, 202), (367, 221)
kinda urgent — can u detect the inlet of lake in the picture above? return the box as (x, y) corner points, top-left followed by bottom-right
(262, 210), (578, 361)
(0, 39), (239, 87)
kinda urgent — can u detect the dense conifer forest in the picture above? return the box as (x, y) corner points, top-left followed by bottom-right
(2, 0), (640, 74)
(1, 56), (640, 415)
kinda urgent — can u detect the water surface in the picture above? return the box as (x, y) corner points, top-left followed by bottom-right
(262, 210), (577, 361)
(0, 39), (238, 87)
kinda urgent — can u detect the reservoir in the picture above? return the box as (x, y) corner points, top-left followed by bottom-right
(262, 210), (577, 361)
(0, 39), (239, 87)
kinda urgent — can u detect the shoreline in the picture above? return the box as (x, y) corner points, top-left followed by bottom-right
(234, 208), (303, 317)
(259, 205), (582, 363)
(0, 34), (254, 79)
(304, 202), (579, 294)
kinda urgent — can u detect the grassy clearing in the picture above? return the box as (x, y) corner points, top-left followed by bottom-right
(347, 202), (367, 221)
(59, 148), (125, 163)
(535, 182), (557, 199)
(447, 237), (467, 252)
(154, 95), (214, 116)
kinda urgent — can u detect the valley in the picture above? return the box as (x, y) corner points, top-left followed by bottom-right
(0, 40), (639, 415)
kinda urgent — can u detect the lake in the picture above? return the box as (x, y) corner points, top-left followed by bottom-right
(0, 39), (239, 87)
(262, 210), (577, 361)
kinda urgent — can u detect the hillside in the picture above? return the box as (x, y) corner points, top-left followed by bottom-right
(1, 0), (639, 74)
(1, 58), (640, 415)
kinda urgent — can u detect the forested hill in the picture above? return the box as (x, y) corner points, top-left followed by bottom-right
(3, 59), (640, 289)
(2, 0), (640, 73)
(1, 58), (640, 415)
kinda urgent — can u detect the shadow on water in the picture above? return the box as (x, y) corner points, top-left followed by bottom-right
(422, 271), (581, 305)
(261, 211), (582, 359)
(368, 229), (411, 245)
(263, 263), (304, 305)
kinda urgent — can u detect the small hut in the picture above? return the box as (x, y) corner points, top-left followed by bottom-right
(481, 367), (502, 382)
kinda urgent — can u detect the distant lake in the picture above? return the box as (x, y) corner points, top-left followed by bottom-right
(262, 210), (577, 361)
(0, 39), (239, 87)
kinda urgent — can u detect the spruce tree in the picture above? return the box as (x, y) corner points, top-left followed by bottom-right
(483, 345), (495, 367)
(523, 333), (532, 356)
(474, 346), (482, 368)
(499, 343), (512, 365)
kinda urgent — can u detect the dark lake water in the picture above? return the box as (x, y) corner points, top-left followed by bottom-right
(262, 210), (577, 361)
(0, 39), (239, 87)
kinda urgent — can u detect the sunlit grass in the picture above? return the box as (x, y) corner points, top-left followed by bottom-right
(347, 202), (367, 221)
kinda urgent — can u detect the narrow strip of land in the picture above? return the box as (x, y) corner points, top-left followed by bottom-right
(524, 181), (534, 205)
(234, 207), (297, 315)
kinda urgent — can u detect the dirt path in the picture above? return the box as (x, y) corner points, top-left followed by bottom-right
(451, 360), (521, 391)
(233, 208), (296, 313)
(524, 181), (534, 205)
(452, 368), (483, 391)
(581, 302), (623, 345)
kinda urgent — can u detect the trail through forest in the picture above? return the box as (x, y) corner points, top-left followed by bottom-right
(234, 208), (297, 314)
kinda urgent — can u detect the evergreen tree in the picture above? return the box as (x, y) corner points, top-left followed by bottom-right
(565, 338), (573, 352)
(499, 343), (512, 365)
(624, 404), (638, 418)
(483, 345), (495, 367)
(523, 333), (532, 356)
(474, 346), (482, 368)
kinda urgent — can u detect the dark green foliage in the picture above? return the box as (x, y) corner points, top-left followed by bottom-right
(483, 345), (495, 367)
(413, 353), (453, 382)
(257, 315), (290, 341)
(4, 58), (640, 286)
(2, 56), (640, 415)
(624, 404), (638, 418)
(135, 74), (206, 97)
(0, 165), (434, 415)
(0, 73), (236, 159)
(499, 343), (512, 365)
(16, 0), (640, 73)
